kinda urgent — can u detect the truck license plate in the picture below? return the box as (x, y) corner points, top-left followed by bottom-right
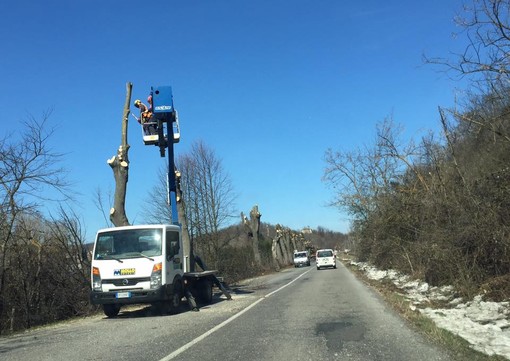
(116, 292), (131, 298)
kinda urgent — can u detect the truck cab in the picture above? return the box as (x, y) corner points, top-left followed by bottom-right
(90, 224), (185, 317)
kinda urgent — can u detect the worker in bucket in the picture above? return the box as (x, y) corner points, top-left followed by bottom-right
(134, 99), (156, 135)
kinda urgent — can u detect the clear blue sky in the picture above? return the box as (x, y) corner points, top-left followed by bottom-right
(1, 0), (468, 241)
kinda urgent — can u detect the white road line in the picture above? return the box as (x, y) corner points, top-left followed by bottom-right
(159, 268), (313, 361)
(264, 267), (313, 298)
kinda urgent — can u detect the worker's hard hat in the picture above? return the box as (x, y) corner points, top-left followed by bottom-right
(134, 99), (141, 105)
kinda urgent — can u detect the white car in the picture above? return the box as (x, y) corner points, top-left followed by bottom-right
(316, 249), (336, 270)
(293, 251), (310, 267)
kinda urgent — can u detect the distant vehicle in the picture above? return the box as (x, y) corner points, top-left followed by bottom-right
(316, 249), (336, 270)
(293, 250), (310, 267)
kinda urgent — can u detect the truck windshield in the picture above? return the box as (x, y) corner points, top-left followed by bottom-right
(94, 228), (163, 260)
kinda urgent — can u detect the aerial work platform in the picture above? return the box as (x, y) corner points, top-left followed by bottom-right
(135, 86), (180, 146)
(141, 114), (180, 145)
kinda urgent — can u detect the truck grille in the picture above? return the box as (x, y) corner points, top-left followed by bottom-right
(102, 277), (150, 287)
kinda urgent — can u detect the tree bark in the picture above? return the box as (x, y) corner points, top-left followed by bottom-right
(281, 228), (292, 265)
(275, 224), (292, 265)
(271, 239), (281, 270)
(272, 235), (287, 269)
(176, 170), (194, 271)
(108, 82), (132, 227)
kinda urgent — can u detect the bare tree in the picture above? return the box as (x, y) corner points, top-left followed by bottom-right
(141, 167), (172, 224)
(377, 117), (430, 192)
(107, 82), (132, 227)
(322, 117), (401, 223)
(93, 187), (115, 228)
(0, 113), (73, 333)
(144, 140), (237, 264)
(48, 205), (90, 286)
(425, 0), (510, 86)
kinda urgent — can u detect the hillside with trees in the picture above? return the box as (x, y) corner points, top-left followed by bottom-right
(323, 0), (510, 301)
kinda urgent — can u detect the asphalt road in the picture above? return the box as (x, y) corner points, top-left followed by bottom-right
(0, 260), (453, 361)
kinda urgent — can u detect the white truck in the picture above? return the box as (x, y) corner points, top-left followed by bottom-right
(293, 250), (311, 267)
(90, 86), (230, 317)
(90, 223), (227, 317)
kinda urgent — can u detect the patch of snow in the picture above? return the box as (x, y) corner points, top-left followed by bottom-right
(350, 261), (510, 360)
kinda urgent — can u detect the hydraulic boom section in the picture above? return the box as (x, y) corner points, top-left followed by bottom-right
(150, 86), (180, 225)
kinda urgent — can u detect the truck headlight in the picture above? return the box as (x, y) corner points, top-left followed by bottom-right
(92, 267), (102, 291)
(150, 262), (162, 289)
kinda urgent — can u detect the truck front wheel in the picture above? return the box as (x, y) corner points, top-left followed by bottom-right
(168, 281), (183, 314)
(103, 304), (120, 318)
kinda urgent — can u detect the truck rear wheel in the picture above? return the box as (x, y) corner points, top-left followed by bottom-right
(103, 304), (120, 318)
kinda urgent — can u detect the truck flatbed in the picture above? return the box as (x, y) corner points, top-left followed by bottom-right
(184, 270), (218, 278)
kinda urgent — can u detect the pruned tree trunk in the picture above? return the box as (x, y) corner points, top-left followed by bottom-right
(241, 205), (262, 265)
(290, 233), (298, 252)
(281, 230), (292, 265)
(272, 224), (307, 266)
(107, 82), (132, 227)
(176, 170), (194, 271)
(275, 224), (292, 265)
(272, 236), (287, 270)
(271, 240), (281, 270)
